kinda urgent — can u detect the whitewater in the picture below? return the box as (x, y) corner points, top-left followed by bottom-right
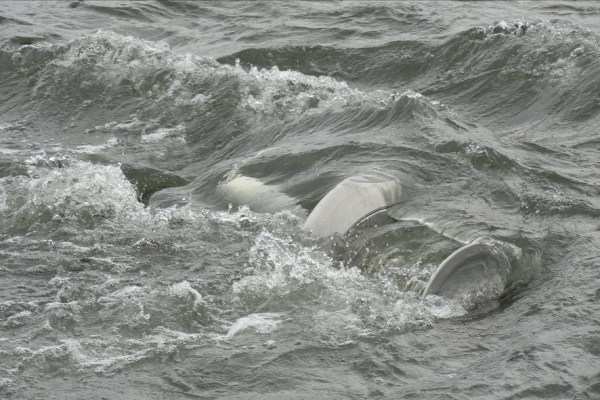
(1, 1), (600, 399)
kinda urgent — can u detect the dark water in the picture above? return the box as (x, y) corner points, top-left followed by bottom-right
(1, 1), (600, 398)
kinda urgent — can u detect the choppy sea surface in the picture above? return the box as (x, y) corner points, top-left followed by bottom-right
(1, 1), (600, 398)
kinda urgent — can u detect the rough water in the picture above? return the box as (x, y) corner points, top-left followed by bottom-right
(1, 1), (600, 398)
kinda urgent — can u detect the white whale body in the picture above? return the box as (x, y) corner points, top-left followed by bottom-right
(216, 169), (520, 303)
(216, 174), (307, 217)
(421, 236), (521, 299)
(302, 172), (409, 237)
(302, 173), (520, 301)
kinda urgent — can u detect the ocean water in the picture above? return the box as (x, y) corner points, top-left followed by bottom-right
(1, 1), (600, 398)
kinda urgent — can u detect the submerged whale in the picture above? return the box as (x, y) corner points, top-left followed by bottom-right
(215, 169), (520, 302)
(302, 172), (520, 300)
(216, 174), (307, 217)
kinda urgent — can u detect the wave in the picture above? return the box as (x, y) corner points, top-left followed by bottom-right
(222, 19), (600, 128)
(0, 30), (455, 173)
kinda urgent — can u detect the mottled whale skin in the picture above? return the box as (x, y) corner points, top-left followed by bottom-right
(303, 172), (408, 237)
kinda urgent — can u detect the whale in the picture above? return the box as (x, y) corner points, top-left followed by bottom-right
(421, 236), (520, 299)
(302, 172), (520, 300)
(303, 171), (412, 237)
(215, 174), (307, 217)
(215, 168), (519, 302)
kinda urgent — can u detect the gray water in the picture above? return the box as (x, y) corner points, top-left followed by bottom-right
(1, 1), (600, 398)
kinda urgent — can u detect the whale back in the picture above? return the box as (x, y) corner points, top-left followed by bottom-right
(216, 175), (307, 217)
(303, 172), (406, 237)
(422, 236), (521, 299)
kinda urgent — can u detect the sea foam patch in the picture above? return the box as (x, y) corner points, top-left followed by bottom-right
(232, 229), (467, 340)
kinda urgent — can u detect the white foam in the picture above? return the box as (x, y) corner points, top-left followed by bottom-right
(140, 124), (186, 144)
(31, 30), (441, 124)
(0, 148), (21, 155)
(73, 137), (118, 154)
(168, 281), (204, 307)
(3, 310), (32, 328)
(0, 157), (143, 228)
(0, 378), (12, 388)
(14, 326), (202, 374)
(217, 313), (283, 341)
(232, 229), (468, 339)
